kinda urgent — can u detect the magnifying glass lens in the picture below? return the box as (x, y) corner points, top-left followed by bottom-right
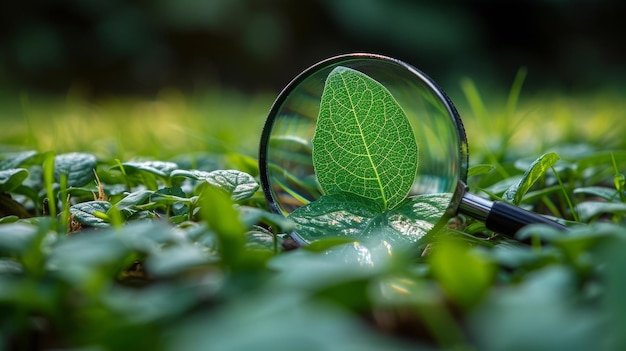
(260, 54), (469, 245)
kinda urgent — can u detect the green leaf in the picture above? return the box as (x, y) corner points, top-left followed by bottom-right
(0, 150), (38, 170)
(145, 243), (217, 277)
(0, 223), (38, 254)
(0, 215), (19, 224)
(468, 164), (495, 177)
(238, 206), (295, 233)
(151, 186), (190, 216)
(170, 169), (213, 180)
(204, 170), (259, 201)
(115, 190), (154, 209)
(48, 229), (132, 286)
(173, 169), (259, 201)
(0, 168), (29, 192)
(70, 200), (112, 227)
(573, 186), (618, 201)
(54, 152), (97, 187)
(120, 160), (179, 178)
(313, 66), (418, 211)
(386, 193), (452, 237)
(152, 186), (188, 203)
(199, 185), (247, 266)
(288, 192), (450, 245)
(245, 226), (280, 251)
(502, 152), (560, 204)
(429, 238), (495, 308)
(165, 290), (414, 351)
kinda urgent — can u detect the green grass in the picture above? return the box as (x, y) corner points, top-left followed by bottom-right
(2, 88), (272, 159)
(2, 82), (626, 351)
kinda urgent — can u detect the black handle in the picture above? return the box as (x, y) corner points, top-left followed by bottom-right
(486, 200), (567, 237)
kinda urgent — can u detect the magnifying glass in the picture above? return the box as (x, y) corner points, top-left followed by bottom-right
(259, 53), (566, 247)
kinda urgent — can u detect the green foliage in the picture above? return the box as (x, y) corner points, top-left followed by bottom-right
(502, 151), (560, 204)
(2, 84), (626, 351)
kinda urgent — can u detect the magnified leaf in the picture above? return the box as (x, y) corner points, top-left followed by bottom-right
(313, 66), (418, 211)
(502, 152), (560, 205)
(55, 152), (98, 187)
(289, 192), (450, 245)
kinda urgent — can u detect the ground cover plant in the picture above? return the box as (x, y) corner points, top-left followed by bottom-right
(1, 77), (626, 350)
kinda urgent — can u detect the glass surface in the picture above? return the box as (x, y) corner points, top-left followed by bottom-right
(259, 54), (469, 243)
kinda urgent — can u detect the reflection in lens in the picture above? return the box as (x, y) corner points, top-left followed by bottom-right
(259, 54), (468, 245)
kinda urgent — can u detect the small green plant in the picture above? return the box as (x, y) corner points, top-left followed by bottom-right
(289, 67), (449, 245)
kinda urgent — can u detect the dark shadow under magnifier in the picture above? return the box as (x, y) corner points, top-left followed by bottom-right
(259, 53), (566, 246)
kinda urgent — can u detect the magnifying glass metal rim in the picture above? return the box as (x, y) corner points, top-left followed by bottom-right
(259, 53), (567, 245)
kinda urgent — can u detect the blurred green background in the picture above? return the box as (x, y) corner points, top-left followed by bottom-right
(1, 0), (625, 96)
(1, 0), (625, 159)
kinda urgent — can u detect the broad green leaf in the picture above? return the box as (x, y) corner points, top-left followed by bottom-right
(313, 66), (418, 211)
(245, 225), (279, 252)
(165, 290), (415, 351)
(502, 152), (560, 204)
(70, 200), (112, 227)
(172, 169), (259, 201)
(120, 160), (179, 178)
(575, 201), (626, 222)
(0, 150), (38, 170)
(204, 170), (259, 201)
(482, 243), (560, 270)
(469, 266), (600, 351)
(199, 185), (247, 266)
(0, 168), (29, 192)
(288, 192), (450, 245)
(429, 238), (495, 308)
(116, 221), (184, 252)
(48, 230), (132, 286)
(386, 193), (452, 237)
(0, 223), (38, 254)
(145, 243), (217, 277)
(54, 152), (97, 187)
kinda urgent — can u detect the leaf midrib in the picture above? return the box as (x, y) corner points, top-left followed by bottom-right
(340, 72), (388, 210)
